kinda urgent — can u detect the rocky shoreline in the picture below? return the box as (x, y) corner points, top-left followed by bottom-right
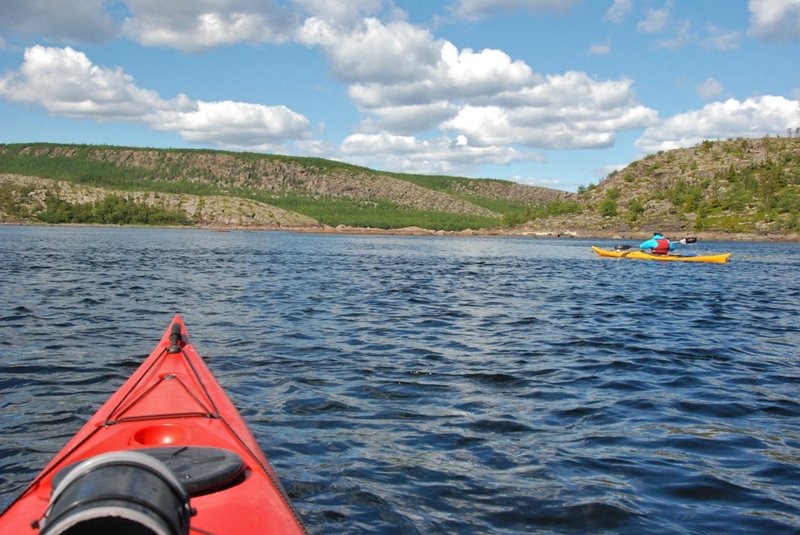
(4, 220), (799, 242)
(201, 223), (800, 242)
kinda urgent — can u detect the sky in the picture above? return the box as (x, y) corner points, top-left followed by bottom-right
(1, 1), (799, 192)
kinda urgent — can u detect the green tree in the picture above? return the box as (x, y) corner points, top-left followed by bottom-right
(501, 211), (526, 227)
(626, 199), (644, 223)
(599, 188), (619, 217)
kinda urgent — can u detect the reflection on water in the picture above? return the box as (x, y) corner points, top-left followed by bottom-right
(1, 226), (799, 534)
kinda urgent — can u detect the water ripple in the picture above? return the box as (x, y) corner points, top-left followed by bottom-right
(1, 228), (799, 534)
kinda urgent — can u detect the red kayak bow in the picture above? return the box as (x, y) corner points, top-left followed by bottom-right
(0, 315), (305, 534)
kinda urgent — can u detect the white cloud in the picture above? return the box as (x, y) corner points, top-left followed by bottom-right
(294, 0), (387, 26)
(448, 0), (581, 20)
(648, 20), (740, 52)
(604, 0), (632, 24)
(0, 0), (117, 43)
(0, 45), (171, 121)
(748, 0), (800, 41)
(340, 132), (532, 175)
(0, 46), (311, 148)
(695, 78), (724, 100)
(343, 40), (535, 111)
(636, 96), (800, 153)
(154, 101), (310, 147)
(0, 0), (397, 51)
(356, 102), (459, 134)
(297, 138), (338, 157)
(587, 41), (612, 55)
(121, 0), (297, 52)
(510, 175), (563, 187)
(655, 19), (692, 50)
(300, 15), (656, 157)
(633, 7), (740, 51)
(703, 25), (742, 51)
(446, 72), (658, 150)
(343, 132), (427, 155)
(440, 43), (535, 96)
(637, 5), (671, 33)
(297, 17), (442, 84)
(442, 98), (656, 151)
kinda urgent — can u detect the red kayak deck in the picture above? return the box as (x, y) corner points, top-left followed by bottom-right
(0, 315), (305, 534)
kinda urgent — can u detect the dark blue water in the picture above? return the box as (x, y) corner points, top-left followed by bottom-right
(1, 226), (799, 534)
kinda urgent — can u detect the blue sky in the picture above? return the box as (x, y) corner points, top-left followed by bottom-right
(1, 1), (799, 192)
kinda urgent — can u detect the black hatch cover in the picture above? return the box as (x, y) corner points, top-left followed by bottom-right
(51, 446), (246, 496)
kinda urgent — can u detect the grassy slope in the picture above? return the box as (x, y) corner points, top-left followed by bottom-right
(0, 143), (537, 230)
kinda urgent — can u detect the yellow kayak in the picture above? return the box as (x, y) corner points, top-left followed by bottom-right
(592, 246), (731, 263)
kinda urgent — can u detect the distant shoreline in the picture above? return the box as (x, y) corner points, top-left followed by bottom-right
(4, 221), (799, 242)
(283, 225), (800, 242)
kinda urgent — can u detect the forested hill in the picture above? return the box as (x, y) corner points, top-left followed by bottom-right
(563, 136), (800, 235)
(1, 138), (799, 236)
(0, 143), (570, 230)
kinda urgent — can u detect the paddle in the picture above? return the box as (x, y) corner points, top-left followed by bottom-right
(612, 236), (698, 258)
(614, 236), (697, 251)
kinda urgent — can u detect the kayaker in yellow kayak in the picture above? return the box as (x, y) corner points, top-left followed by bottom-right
(639, 232), (674, 255)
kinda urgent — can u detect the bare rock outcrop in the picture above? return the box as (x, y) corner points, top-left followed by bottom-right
(0, 174), (320, 228)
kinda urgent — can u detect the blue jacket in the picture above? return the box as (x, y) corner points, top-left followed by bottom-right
(639, 234), (674, 253)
